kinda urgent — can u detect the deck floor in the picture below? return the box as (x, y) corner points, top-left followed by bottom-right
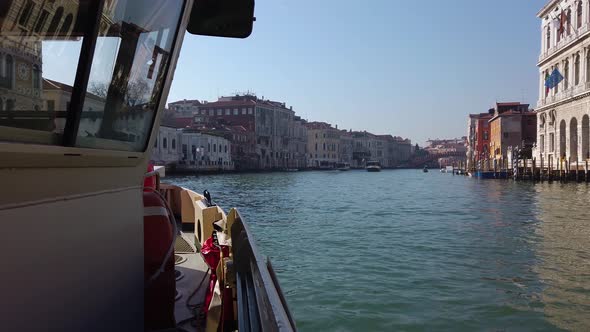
(174, 232), (209, 332)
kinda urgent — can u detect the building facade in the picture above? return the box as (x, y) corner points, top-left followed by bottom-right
(188, 95), (304, 170)
(151, 125), (234, 171)
(178, 131), (233, 171)
(467, 110), (493, 169)
(489, 103), (536, 162)
(289, 116), (308, 169)
(306, 122), (341, 168)
(151, 125), (182, 166)
(536, 0), (590, 165)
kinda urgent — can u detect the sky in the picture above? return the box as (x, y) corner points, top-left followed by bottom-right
(168, 0), (546, 146)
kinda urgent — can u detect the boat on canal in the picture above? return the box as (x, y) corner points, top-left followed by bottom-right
(336, 162), (351, 171)
(366, 161), (382, 172)
(0, 0), (295, 331)
(423, 166), (429, 173)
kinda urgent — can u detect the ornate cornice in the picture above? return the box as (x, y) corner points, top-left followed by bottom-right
(536, 91), (590, 112)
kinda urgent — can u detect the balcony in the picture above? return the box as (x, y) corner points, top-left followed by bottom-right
(538, 24), (590, 63)
(537, 83), (590, 108)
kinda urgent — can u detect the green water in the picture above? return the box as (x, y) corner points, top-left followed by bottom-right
(170, 169), (590, 331)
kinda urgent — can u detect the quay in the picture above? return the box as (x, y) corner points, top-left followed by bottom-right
(465, 156), (590, 183)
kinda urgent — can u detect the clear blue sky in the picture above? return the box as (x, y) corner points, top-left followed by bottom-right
(168, 0), (546, 145)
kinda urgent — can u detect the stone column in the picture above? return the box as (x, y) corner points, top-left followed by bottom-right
(585, 56), (588, 90)
(579, 123), (584, 162)
(540, 70), (545, 100)
(541, 25), (546, 53)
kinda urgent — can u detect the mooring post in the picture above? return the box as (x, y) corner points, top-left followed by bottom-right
(540, 155), (544, 182)
(576, 159), (580, 182)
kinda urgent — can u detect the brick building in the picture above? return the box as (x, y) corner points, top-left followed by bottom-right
(489, 103), (536, 161)
(467, 110), (494, 169)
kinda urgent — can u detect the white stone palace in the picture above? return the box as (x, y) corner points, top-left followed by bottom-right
(536, 0), (590, 166)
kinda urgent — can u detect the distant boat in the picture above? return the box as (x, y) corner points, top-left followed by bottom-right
(366, 161), (381, 172)
(284, 168), (299, 172)
(441, 166), (454, 173)
(336, 162), (351, 171)
(423, 166), (429, 173)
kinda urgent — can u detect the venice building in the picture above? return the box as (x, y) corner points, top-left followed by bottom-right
(536, 0), (590, 165)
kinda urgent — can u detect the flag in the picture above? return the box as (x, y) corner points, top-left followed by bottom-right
(545, 68), (564, 90)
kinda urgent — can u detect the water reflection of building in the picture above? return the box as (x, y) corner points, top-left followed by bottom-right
(43, 78), (105, 133)
(533, 184), (590, 331)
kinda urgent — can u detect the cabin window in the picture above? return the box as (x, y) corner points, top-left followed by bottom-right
(0, 2), (81, 144)
(0, 0), (184, 150)
(76, 0), (184, 151)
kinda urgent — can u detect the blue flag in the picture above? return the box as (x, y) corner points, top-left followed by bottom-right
(545, 68), (564, 89)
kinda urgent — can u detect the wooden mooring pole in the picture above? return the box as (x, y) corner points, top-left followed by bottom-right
(540, 155), (544, 182)
(576, 159), (580, 182)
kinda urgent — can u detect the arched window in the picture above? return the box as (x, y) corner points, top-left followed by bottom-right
(578, 1), (583, 29)
(47, 7), (64, 36)
(59, 14), (73, 35)
(171, 139), (176, 149)
(224, 145), (227, 153)
(19, 0), (34, 26)
(33, 65), (41, 89)
(213, 144), (216, 152)
(546, 26), (551, 50)
(575, 53), (581, 85)
(163, 137), (167, 148)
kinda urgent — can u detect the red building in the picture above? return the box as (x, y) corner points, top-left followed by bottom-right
(468, 110), (493, 162)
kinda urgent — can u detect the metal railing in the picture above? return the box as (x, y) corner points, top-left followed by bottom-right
(231, 210), (296, 332)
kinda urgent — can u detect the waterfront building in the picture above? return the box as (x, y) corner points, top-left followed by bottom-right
(178, 130), (233, 171)
(536, 0), (590, 165)
(350, 131), (412, 168)
(189, 94), (301, 170)
(306, 121), (341, 168)
(488, 103), (536, 162)
(168, 99), (201, 118)
(151, 125), (234, 171)
(339, 130), (354, 165)
(467, 110), (493, 169)
(391, 136), (413, 165)
(151, 125), (182, 166)
(424, 137), (467, 168)
(289, 116), (308, 169)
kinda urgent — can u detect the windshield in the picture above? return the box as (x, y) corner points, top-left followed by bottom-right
(0, 0), (184, 151)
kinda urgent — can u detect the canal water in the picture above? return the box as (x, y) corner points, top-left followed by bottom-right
(170, 169), (590, 331)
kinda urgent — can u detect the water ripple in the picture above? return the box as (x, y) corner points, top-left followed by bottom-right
(170, 170), (590, 331)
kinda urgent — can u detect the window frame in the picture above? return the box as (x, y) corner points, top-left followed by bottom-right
(0, 0), (189, 168)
